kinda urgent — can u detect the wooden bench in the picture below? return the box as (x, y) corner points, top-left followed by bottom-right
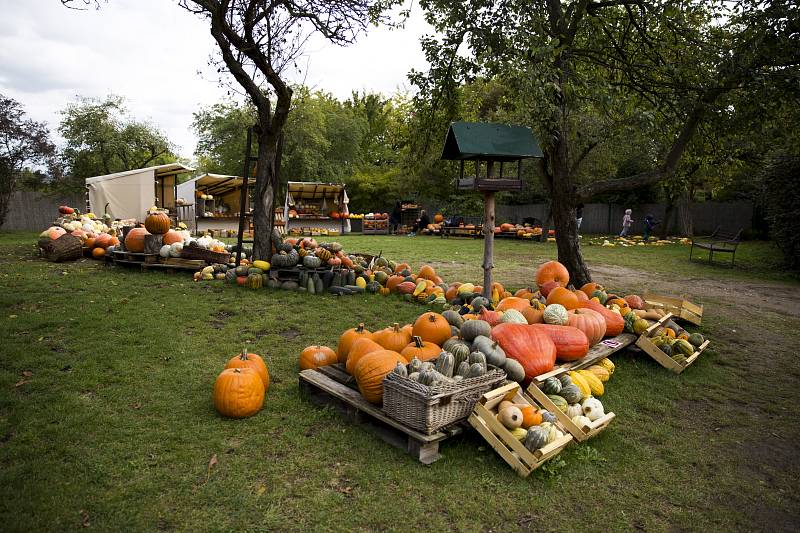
(690, 226), (742, 266)
(440, 216), (484, 238)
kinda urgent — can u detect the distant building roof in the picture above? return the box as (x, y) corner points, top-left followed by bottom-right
(85, 162), (194, 184)
(441, 122), (543, 161)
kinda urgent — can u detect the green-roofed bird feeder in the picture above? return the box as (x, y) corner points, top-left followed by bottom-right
(441, 122), (544, 299)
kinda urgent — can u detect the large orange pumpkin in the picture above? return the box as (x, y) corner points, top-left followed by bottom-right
(567, 308), (606, 346)
(225, 350), (270, 389)
(530, 324), (589, 361)
(162, 229), (183, 245)
(386, 275), (405, 292)
(400, 336), (441, 362)
(213, 367), (265, 418)
(372, 323), (413, 353)
(491, 323), (557, 383)
(124, 227), (150, 253)
(535, 260), (570, 290)
(546, 286), (580, 310)
(412, 312), (451, 346)
(346, 337), (385, 374)
(434, 213), (444, 223)
(144, 211), (171, 234)
(353, 350), (406, 404)
(336, 323), (372, 363)
(496, 297), (531, 313)
(299, 345), (337, 370)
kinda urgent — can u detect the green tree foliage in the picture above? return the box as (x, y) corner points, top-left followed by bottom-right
(58, 95), (176, 190)
(0, 94), (56, 226)
(191, 100), (255, 175)
(761, 154), (800, 271)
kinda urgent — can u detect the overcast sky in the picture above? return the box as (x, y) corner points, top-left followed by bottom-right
(0, 0), (432, 160)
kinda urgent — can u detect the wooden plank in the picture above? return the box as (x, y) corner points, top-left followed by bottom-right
(468, 414), (531, 477)
(299, 370), (444, 443)
(533, 333), (636, 382)
(524, 385), (615, 442)
(643, 292), (703, 325)
(163, 257), (206, 267)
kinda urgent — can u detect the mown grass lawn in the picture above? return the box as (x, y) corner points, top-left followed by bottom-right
(1, 231), (798, 531)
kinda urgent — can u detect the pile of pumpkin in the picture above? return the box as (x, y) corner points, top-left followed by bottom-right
(212, 349), (271, 418)
(297, 259), (657, 406)
(539, 363), (614, 428)
(493, 222), (542, 239)
(40, 205), (121, 260)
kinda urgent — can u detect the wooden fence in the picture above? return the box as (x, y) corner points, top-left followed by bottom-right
(1, 191), (85, 231)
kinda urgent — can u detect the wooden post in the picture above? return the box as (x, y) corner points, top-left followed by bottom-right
(482, 160), (495, 299)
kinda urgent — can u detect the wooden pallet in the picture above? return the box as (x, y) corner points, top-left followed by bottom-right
(299, 364), (462, 464)
(642, 293), (703, 325)
(525, 383), (615, 442)
(532, 333), (637, 383)
(635, 313), (710, 373)
(468, 382), (572, 477)
(112, 250), (159, 264)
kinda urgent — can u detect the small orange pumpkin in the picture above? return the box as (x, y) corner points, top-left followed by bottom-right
(299, 345), (337, 370)
(337, 323), (372, 364)
(144, 211), (171, 234)
(412, 312), (451, 346)
(400, 336), (441, 362)
(371, 323), (412, 353)
(213, 367), (264, 418)
(546, 286), (580, 310)
(224, 349), (270, 390)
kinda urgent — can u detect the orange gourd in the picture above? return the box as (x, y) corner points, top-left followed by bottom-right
(521, 306), (544, 324)
(412, 312), (451, 346)
(535, 260), (570, 290)
(530, 324), (589, 361)
(517, 404), (542, 428)
(213, 368), (265, 418)
(546, 286), (580, 310)
(124, 227), (150, 253)
(93, 233), (112, 249)
(491, 323), (557, 383)
(386, 275), (405, 292)
(400, 336), (441, 362)
(496, 297), (531, 313)
(336, 323), (372, 363)
(371, 323), (412, 353)
(91, 247), (106, 259)
(353, 350), (406, 404)
(224, 349), (270, 389)
(567, 308), (606, 346)
(418, 265), (437, 281)
(346, 338), (384, 374)
(478, 307), (502, 326)
(299, 345), (337, 370)
(579, 282), (604, 298)
(394, 262), (410, 273)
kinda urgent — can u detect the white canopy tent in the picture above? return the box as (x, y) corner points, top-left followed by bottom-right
(176, 173), (246, 234)
(85, 163), (194, 220)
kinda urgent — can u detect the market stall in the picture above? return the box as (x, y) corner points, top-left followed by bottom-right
(176, 173), (247, 235)
(85, 163), (194, 221)
(284, 181), (350, 237)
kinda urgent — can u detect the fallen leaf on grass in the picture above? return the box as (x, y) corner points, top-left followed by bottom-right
(80, 510), (90, 527)
(21, 370), (32, 377)
(8, 315), (17, 319)
(130, 402), (142, 410)
(14, 380), (28, 388)
(256, 484), (267, 496)
(337, 486), (353, 496)
(201, 453), (218, 485)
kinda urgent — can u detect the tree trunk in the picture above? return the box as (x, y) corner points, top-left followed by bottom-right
(0, 190), (11, 229)
(252, 128), (279, 260)
(678, 189), (694, 238)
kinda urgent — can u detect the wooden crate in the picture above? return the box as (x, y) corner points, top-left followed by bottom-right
(642, 293), (703, 325)
(635, 313), (710, 373)
(525, 376), (615, 442)
(468, 382), (572, 477)
(299, 364), (462, 465)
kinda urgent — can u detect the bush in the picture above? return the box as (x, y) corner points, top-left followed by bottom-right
(762, 154), (800, 271)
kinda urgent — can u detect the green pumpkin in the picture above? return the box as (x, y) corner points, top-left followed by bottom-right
(460, 320), (492, 341)
(465, 362), (486, 378)
(408, 357), (423, 374)
(247, 273), (263, 289)
(660, 343), (674, 356)
(502, 358), (525, 383)
(468, 351), (487, 371)
(303, 255), (322, 268)
(366, 281), (381, 293)
(281, 281), (299, 290)
(435, 352), (455, 378)
(224, 270), (237, 283)
(471, 336), (506, 366)
(392, 363), (408, 377)
(374, 271), (389, 285)
(591, 290), (608, 304)
(547, 394), (569, 413)
(235, 265), (249, 276)
(560, 383), (583, 404)
(442, 309), (464, 328)
(524, 426), (549, 451)
(455, 361), (471, 378)
(541, 376), (562, 395)
(470, 296), (490, 311)
(673, 339), (695, 356)
(558, 373), (573, 387)
(447, 342), (471, 367)
(688, 332), (705, 347)
(266, 278), (281, 289)
(248, 267), (264, 276)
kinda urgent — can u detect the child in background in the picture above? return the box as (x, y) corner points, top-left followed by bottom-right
(620, 209), (633, 237)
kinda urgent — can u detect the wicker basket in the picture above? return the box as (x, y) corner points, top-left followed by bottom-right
(179, 246), (231, 264)
(382, 368), (507, 434)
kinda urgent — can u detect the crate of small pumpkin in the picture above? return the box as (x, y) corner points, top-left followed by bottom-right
(468, 382), (573, 477)
(634, 313), (709, 373)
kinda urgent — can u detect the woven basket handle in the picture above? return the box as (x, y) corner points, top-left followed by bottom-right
(447, 388), (484, 404)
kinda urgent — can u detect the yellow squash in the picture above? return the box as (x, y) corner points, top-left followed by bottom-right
(597, 358), (615, 375)
(568, 371), (592, 399)
(577, 369), (605, 396)
(586, 365), (610, 383)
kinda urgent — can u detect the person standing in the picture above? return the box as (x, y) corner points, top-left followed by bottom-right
(576, 203), (584, 232)
(620, 208), (633, 237)
(643, 214), (658, 241)
(411, 209), (430, 236)
(389, 201), (402, 235)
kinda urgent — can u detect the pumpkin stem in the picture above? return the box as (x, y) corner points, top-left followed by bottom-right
(240, 347), (249, 360)
(356, 323), (365, 333)
(428, 314), (437, 322)
(412, 335), (423, 348)
(392, 322), (400, 332)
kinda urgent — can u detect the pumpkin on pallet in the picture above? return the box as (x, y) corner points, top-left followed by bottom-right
(299, 345), (338, 370)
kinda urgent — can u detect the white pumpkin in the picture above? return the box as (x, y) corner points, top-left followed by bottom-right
(499, 309), (527, 324)
(571, 415), (592, 428)
(169, 242), (184, 257)
(159, 244), (172, 258)
(543, 304), (569, 325)
(565, 403), (583, 419)
(582, 397), (605, 421)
